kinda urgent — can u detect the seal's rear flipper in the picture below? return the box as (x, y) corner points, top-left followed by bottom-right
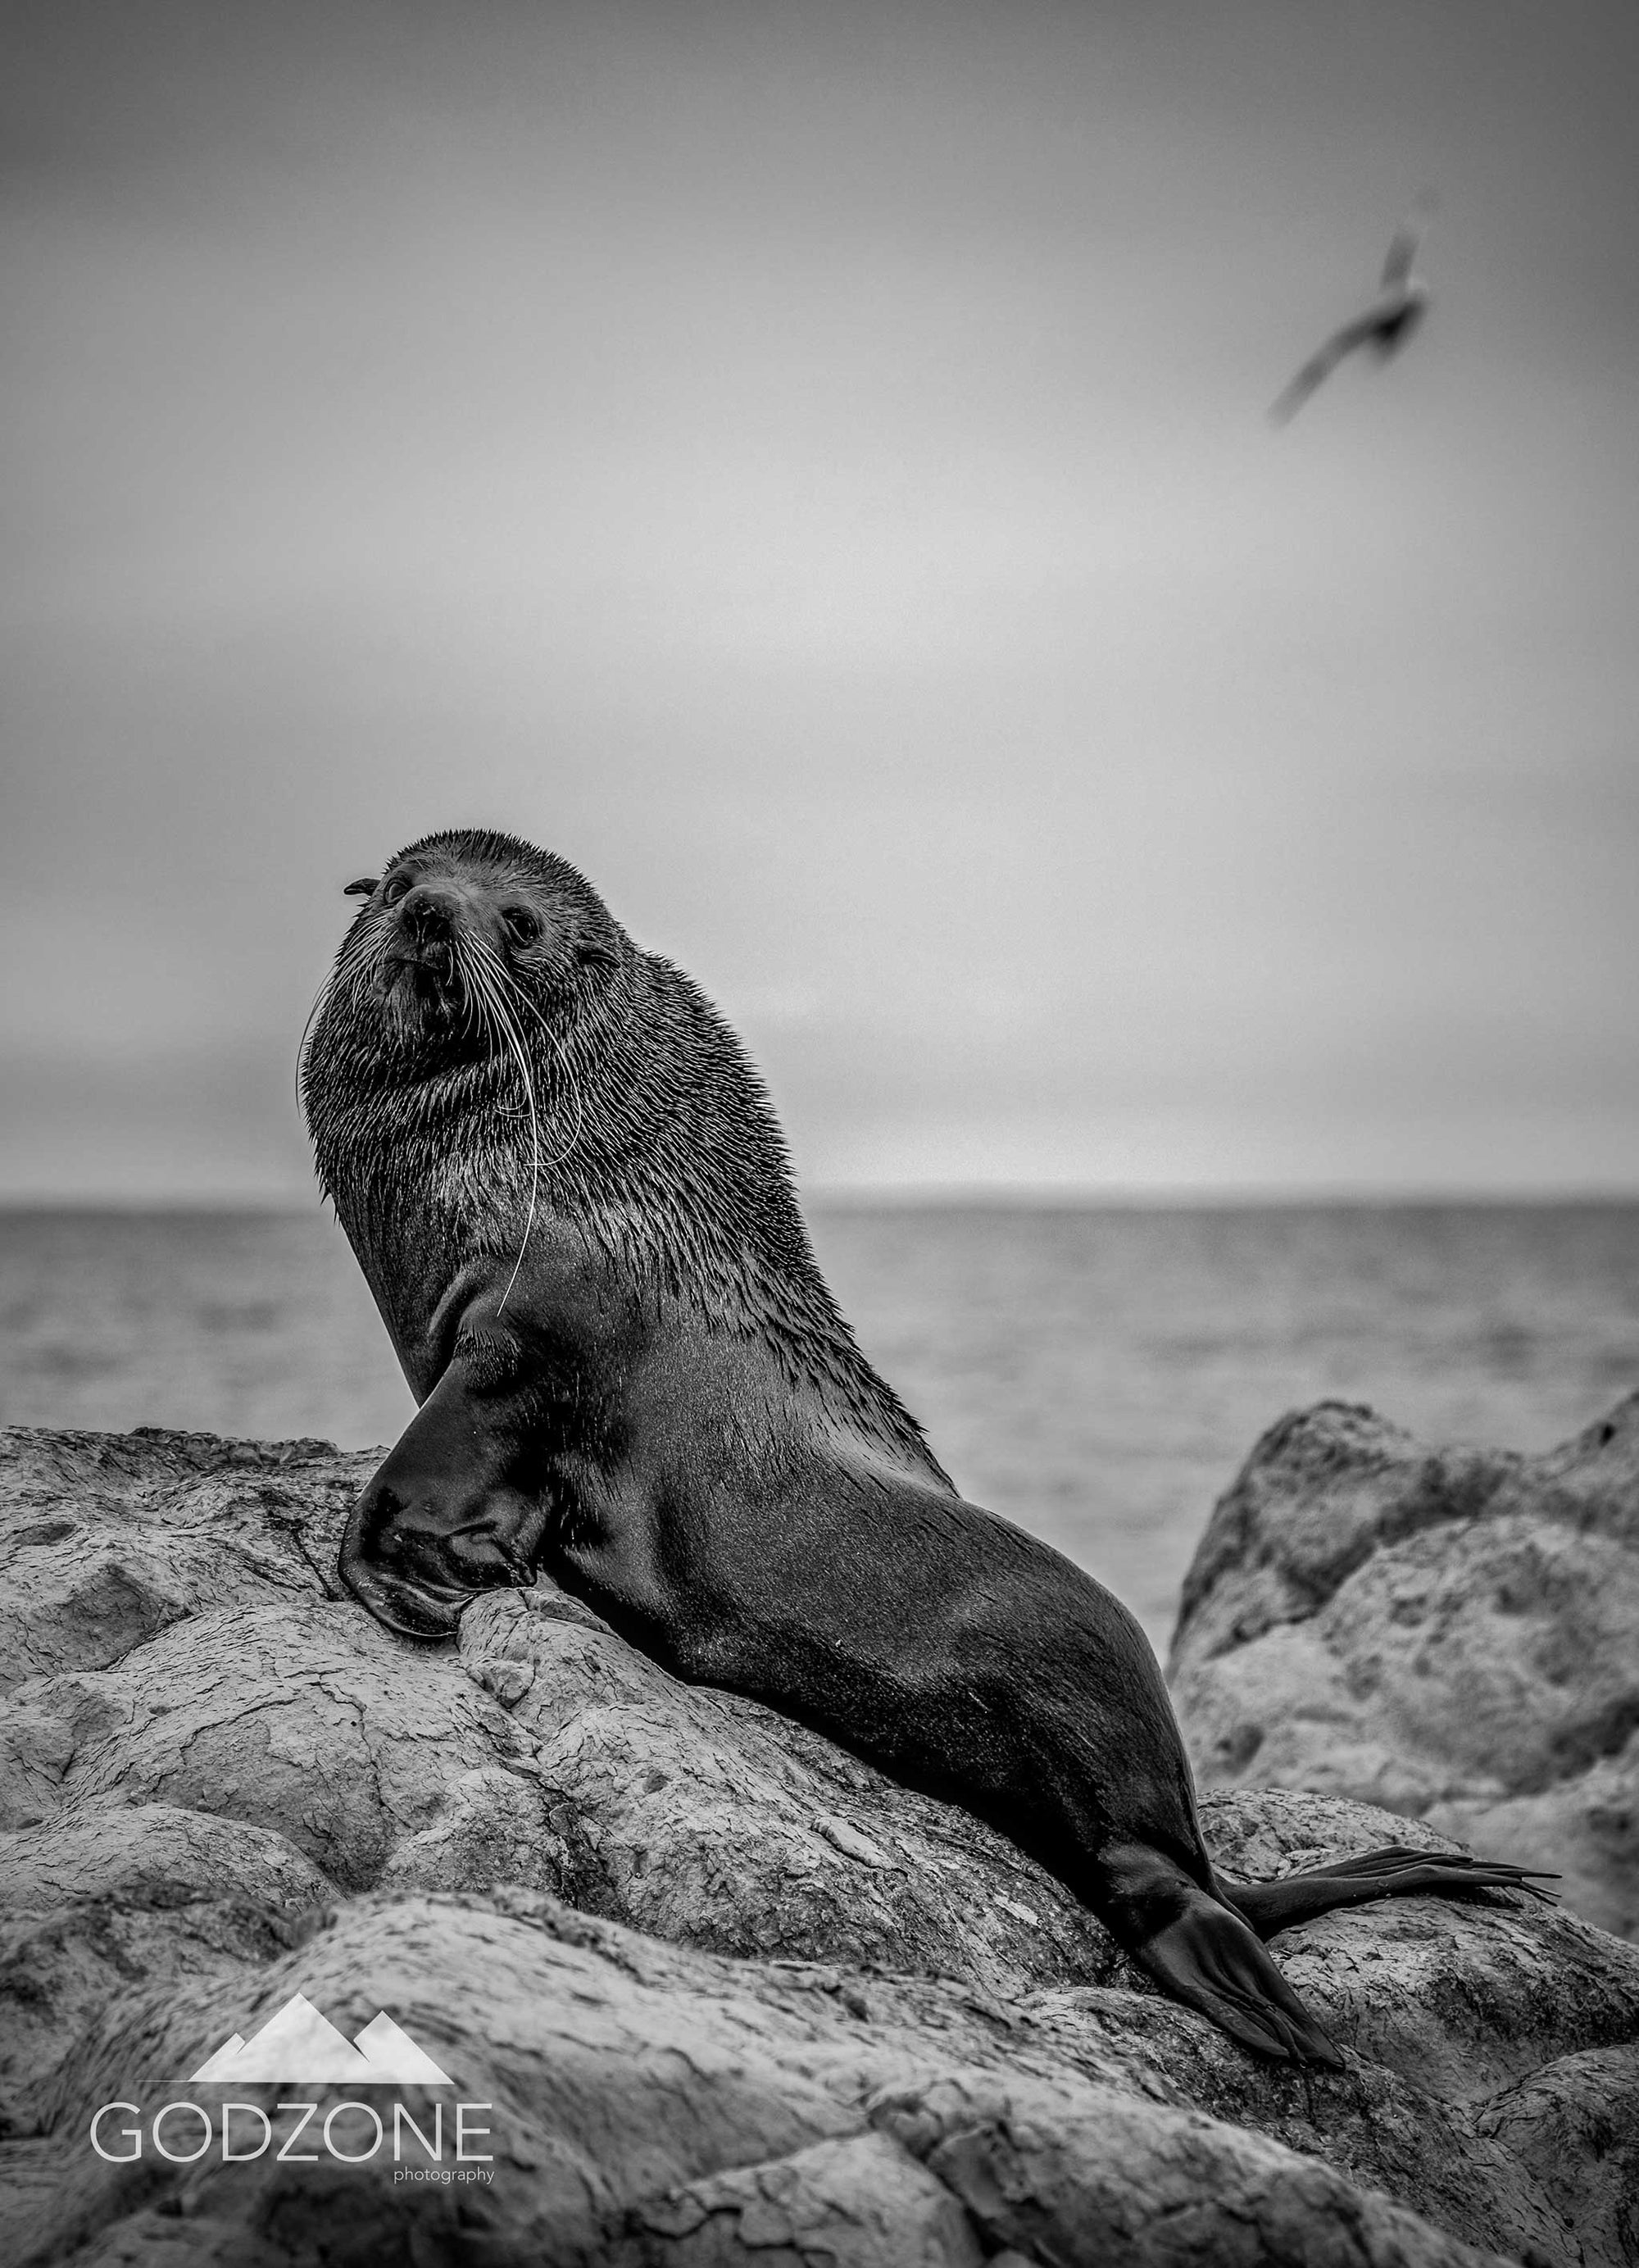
(1221, 1846), (1560, 1940)
(1136, 1890), (1346, 2069)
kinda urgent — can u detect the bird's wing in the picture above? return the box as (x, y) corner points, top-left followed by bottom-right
(1380, 217), (1423, 291)
(1269, 311), (1378, 423)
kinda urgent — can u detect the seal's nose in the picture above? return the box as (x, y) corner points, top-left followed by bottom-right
(400, 887), (460, 945)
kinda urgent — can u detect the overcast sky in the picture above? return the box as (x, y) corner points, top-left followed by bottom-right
(4, 0), (1636, 1202)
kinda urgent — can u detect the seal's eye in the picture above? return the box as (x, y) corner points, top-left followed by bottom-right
(502, 907), (542, 948)
(382, 874), (412, 906)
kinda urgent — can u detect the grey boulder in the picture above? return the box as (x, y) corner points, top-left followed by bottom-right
(1, 1424), (1636, 2266)
(1169, 1394), (1639, 1943)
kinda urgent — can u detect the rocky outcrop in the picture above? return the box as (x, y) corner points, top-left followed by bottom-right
(2, 1424), (1637, 2266)
(1169, 1395), (1639, 1945)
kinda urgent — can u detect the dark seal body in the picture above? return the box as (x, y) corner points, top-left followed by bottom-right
(305, 828), (1549, 2068)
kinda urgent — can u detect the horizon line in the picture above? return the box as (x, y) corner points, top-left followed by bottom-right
(2, 1182), (1637, 1217)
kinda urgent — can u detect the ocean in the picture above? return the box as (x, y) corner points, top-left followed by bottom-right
(2, 1202), (1635, 1660)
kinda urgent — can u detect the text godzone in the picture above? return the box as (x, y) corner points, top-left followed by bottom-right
(89, 2101), (493, 2165)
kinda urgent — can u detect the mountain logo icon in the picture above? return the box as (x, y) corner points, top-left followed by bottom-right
(188, 1993), (453, 2084)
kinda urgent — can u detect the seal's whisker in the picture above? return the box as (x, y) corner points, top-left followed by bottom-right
(465, 943), (531, 1111)
(465, 940), (550, 1312)
(453, 935), (485, 1047)
(295, 975), (333, 1112)
(462, 939), (542, 1316)
(453, 933), (492, 1053)
(532, 1006), (587, 1173)
(299, 912), (379, 1107)
(317, 925), (381, 1055)
(466, 934), (586, 1175)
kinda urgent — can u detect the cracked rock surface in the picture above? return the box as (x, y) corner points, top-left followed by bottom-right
(1169, 1395), (1639, 1946)
(2, 1424), (1637, 2266)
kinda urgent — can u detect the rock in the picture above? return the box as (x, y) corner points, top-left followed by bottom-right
(2, 1425), (1637, 2266)
(1169, 1397), (1639, 1949)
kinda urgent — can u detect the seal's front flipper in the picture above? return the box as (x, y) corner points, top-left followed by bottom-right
(1135, 1888), (1346, 2069)
(338, 1357), (553, 1642)
(1222, 1845), (1560, 1939)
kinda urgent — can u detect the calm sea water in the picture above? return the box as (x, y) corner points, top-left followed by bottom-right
(2, 1203), (1636, 1658)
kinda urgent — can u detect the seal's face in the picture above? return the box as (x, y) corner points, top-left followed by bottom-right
(343, 841), (604, 1061)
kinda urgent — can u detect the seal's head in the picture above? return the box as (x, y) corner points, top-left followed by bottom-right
(328, 827), (623, 1066)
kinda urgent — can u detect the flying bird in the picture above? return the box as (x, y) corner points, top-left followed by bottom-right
(1270, 210), (1432, 425)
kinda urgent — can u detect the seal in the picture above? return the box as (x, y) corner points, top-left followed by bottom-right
(304, 826), (1551, 2068)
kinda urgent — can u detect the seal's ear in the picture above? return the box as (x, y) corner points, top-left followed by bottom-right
(578, 938), (620, 972)
(344, 877), (379, 898)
